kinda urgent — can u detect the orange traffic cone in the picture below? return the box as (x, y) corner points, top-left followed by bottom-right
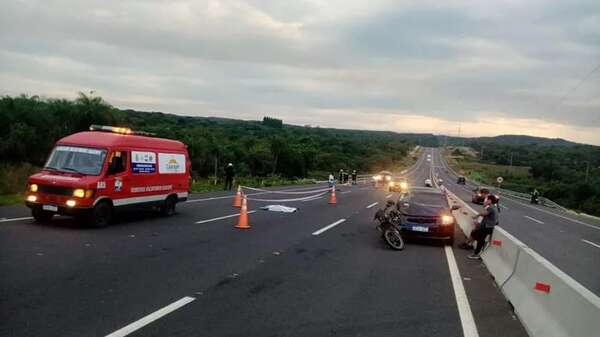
(233, 185), (242, 208)
(235, 195), (251, 229)
(328, 186), (337, 204)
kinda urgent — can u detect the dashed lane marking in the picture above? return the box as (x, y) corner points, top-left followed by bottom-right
(0, 216), (33, 223)
(444, 246), (480, 337)
(195, 211), (257, 224)
(524, 215), (544, 224)
(366, 202), (378, 209)
(312, 219), (346, 236)
(582, 239), (600, 249)
(104, 296), (195, 337)
(340, 191), (352, 194)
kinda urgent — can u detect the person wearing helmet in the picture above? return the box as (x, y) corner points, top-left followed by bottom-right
(224, 163), (235, 191)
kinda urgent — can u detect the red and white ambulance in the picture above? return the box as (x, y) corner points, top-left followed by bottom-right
(25, 125), (191, 227)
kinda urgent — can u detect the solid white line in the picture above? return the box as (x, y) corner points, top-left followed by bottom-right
(104, 296), (195, 337)
(385, 194), (393, 199)
(0, 216), (33, 223)
(302, 196), (323, 202)
(366, 202), (379, 209)
(444, 246), (480, 337)
(524, 215), (545, 224)
(582, 239), (600, 249)
(195, 211), (256, 224)
(312, 219), (346, 236)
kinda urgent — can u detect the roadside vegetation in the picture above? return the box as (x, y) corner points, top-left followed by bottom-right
(445, 145), (600, 216)
(0, 93), (431, 204)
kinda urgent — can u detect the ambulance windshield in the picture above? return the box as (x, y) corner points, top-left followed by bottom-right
(44, 145), (107, 176)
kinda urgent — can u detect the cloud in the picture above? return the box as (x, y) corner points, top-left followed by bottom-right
(1, 0), (599, 145)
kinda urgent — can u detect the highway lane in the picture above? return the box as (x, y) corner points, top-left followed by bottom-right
(0, 152), (526, 337)
(432, 148), (600, 296)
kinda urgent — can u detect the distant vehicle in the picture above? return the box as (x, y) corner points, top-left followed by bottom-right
(396, 187), (460, 245)
(437, 178), (443, 185)
(424, 179), (433, 187)
(457, 176), (466, 185)
(472, 187), (490, 204)
(25, 125), (191, 227)
(373, 170), (393, 187)
(389, 178), (408, 192)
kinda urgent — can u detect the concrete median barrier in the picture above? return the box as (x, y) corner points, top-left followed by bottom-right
(502, 246), (600, 337)
(480, 227), (527, 287)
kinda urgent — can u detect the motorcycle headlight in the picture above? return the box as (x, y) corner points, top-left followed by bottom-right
(441, 215), (454, 225)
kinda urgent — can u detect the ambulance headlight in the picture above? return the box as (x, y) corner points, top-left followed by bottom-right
(29, 184), (38, 192)
(66, 200), (76, 207)
(441, 215), (454, 225)
(73, 189), (85, 198)
(27, 195), (37, 202)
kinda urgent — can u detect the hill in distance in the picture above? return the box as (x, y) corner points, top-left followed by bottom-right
(439, 134), (582, 147)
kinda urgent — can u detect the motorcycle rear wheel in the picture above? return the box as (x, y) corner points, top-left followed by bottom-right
(384, 229), (405, 250)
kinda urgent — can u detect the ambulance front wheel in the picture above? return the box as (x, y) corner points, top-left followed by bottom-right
(88, 201), (112, 228)
(160, 195), (177, 216)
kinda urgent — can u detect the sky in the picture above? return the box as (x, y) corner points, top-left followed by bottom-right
(1, 0), (599, 145)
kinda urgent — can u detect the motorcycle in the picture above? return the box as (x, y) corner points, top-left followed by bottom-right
(374, 200), (405, 250)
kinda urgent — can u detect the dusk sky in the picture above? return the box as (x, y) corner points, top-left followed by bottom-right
(1, 0), (599, 144)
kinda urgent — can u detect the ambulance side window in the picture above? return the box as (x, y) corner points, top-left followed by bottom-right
(107, 151), (128, 176)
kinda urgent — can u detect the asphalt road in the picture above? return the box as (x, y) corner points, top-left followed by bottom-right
(0, 151), (527, 337)
(432, 148), (600, 296)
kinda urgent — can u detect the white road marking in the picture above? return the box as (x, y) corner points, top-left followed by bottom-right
(444, 246), (480, 337)
(366, 202), (379, 209)
(499, 204), (508, 210)
(501, 197), (600, 231)
(582, 239), (600, 249)
(385, 194), (393, 199)
(340, 191), (352, 194)
(104, 296), (195, 337)
(312, 219), (346, 236)
(301, 196), (323, 202)
(524, 215), (545, 224)
(0, 216), (33, 223)
(195, 211), (256, 224)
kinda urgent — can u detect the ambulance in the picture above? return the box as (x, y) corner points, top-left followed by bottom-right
(24, 125), (191, 227)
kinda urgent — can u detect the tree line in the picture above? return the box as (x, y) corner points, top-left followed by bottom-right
(0, 94), (421, 180)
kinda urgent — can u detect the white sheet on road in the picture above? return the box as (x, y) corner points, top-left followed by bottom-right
(260, 205), (298, 213)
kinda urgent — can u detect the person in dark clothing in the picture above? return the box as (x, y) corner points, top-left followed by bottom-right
(343, 172), (349, 184)
(468, 194), (499, 259)
(531, 189), (540, 204)
(351, 170), (357, 185)
(224, 163), (235, 191)
(338, 169), (344, 185)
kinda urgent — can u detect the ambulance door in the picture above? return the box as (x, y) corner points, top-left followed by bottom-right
(129, 150), (159, 202)
(103, 150), (130, 205)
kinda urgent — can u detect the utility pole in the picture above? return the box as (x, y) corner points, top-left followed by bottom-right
(481, 146), (484, 160)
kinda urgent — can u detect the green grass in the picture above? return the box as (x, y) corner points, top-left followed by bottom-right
(0, 194), (23, 206)
(191, 176), (318, 193)
(443, 149), (534, 192)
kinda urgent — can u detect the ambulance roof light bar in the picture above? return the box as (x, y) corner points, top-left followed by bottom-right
(89, 125), (155, 136)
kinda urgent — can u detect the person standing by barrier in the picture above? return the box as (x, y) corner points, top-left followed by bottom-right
(468, 194), (499, 259)
(351, 170), (357, 185)
(224, 163), (235, 191)
(338, 169), (344, 185)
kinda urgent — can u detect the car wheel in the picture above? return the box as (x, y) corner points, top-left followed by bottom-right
(88, 201), (112, 228)
(32, 207), (54, 223)
(160, 196), (177, 216)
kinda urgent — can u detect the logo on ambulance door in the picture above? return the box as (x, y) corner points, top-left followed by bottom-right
(158, 153), (186, 174)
